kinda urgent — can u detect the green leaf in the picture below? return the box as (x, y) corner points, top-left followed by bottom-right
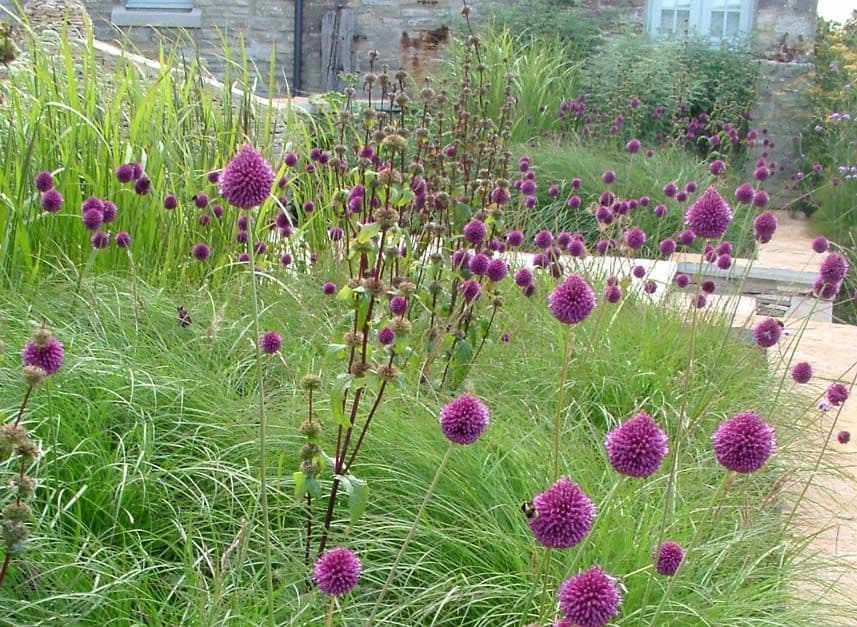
(331, 373), (355, 428)
(450, 339), (474, 389)
(347, 477), (369, 526)
(293, 471), (307, 500)
(326, 343), (348, 361)
(336, 286), (354, 302)
(357, 222), (381, 244)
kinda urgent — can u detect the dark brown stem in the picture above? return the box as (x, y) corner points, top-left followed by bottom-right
(13, 384), (34, 428)
(304, 493), (313, 565)
(0, 551), (11, 588)
(345, 378), (390, 472)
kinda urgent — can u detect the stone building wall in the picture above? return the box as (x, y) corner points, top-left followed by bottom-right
(753, 0), (817, 62)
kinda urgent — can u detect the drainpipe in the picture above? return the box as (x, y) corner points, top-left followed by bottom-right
(293, 0), (304, 94)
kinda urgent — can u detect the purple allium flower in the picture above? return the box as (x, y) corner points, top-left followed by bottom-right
(712, 411), (775, 473)
(463, 220), (487, 246)
(469, 253), (489, 276)
(254, 241), (267, 255)
(716, 254), (732, 270)
(520, 179), (537, 196)
(102, 201), (116, 223)
(819, 253), (849, 285)
(283, 152), (298, 168)
(459, 279), (482, 303)
(506, 230), (524, 247)
(791, 361), (813, 384)
(651, 204), (666, 219)
(199, 214), (211, 227)
(547, 184), (560, 199)
(663, 181), (678, 198)
(378, 327), (395, 346)
(303, 200), (315, 213)
(260, 331), (282, 354)
(439, 394), (489, 445)
(557, 232), (572, 248)
(702, 280), (716, 294)
(674, 273), (690, 289)
(602, 170), (616, 184)
(163, 195), (178, 210)
(35, 170), (54, 192)
(280, 253), (292, 267)
(41, 189), (63, 212)
(207, 170), (221, 184)
(604, 285), (622, 303)
(323, 281), (336, 295)
(529, 477), (595, 549)
(523, 283), (536, 297)
(624, 228), (646, 250)
(710, 159), (727, 176)
(236, 230), (249, 244)
(314, 547), (361, 596)
(389, 296), (407, 317)
(754, 166), (770, 181)
(548, 275), (596, 324)
(22, 337), (64, 375)
(653, 542), (685, 576)
(632, 265), (646, 279)
(115, 231), (132, 248)
(659, 238), (676, 256)
(568, 239), (585, 257)
(91, 231), (110, 249)
(812, 236), (829, 253)
(695, 294), (708, 308)
(487, 258), (508, 282)
(735, 183), (755, 204)
(754, 317), (783, 348)
(754, 212), (778, 243)
(626, 138), (642, 154)
(813, 277), (841, 299)
(192, 243), (211, 261)
(115, 163), (134, 183)
(134, 176), (151, 196)
(753, 190), (769, 208)
(685, 181), (698, 194)
(82, 208), (103, 231)
(678, 230), (695, 247)
(838, 431), (851, 445)
(328, 227), (344, 242)
(515, 268), (533, 287)
(685, 186), (733, 239)
(827, 383), (849, 406)
(131, 162), (143, 179)
(219, 145), (275, 209)
(605, 412), (669, 478)
(675, 191), (688, 203)
(194, 193), (209, 209)
(571, 178), (581, 189)
(534, 230), (554, 249)
(557, 566), (621, 627)
(644, 280), (657, 294)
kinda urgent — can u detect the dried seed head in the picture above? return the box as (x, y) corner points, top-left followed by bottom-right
(301, 374), (322, 392)
(22, 366), (47, 387)
(300, 419), (321, 439)
(344, 331), (364, 348)
(350, 361), (371, 378)
(390, 318), (412, 336)
(300, 443), (321, 461)
(31, 326), (52, 348)
(377, 365), (400, 381)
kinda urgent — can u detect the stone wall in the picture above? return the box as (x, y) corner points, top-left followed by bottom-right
(753, 0), (817, 62)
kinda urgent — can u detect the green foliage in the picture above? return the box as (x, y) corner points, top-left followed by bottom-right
(0, 272), (833, 625)
(582, 35), (760, 146)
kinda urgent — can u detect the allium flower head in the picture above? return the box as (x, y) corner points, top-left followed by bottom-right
(819, 253), (849, 285)
(735, 183), (755, 204)
(459, 279), (481, 303)
(678, 230), (695, 246)
(659, 238), (676, 256)
(389, 296), (407, 316)
(605, 411), (669, 478)
(134, 176), (151, 195)
(506, 230), (524, 247)
(548, 275), (596, 324)
(115, 163), (134, 183)
(323, 281), (336, 295)
(624, 227), (646, 250)
(827, 383), (849, 406)
(314, 547), (361, 596)
(90, 231), (110, 249)
(41, 189), (64, 213)
(82, 208), (103, 231)
(534, 229), (554, 249)
(468, 253), (489, 276)
(515, 268), (533, 287)
(378, 327), (395, 346)
(712, 411), (775, 473)
(792, 362), (813, 383)
(838, 431), (851, 445)
(626, 138), (641, 154)
(22, 335), (64, 375)
(602, 170), (616, 184)
(710, 159), (727, 175)
(653, 541), (685, 576)
(35, 170), (54, 192)
(753, 212), (778, 243)
(557, 566), (621, 627)
(753, 317), (782, 348)
(463, 219), (487, 245)
(812, 236), (829, 253)
(685, 186), (733, 239)
(115, 231), (132, 248)
(604, 285), (622, 303)
(163, 195), (178, 210)
(487, 258), (508, 282)
(674, 273), (690, 288)
(219, 145), (275, 209)
(528, 477), (595, 549)
(192, 243), (211, 261)
(439, 394), (489, 445)
(260, 331), (282, 355)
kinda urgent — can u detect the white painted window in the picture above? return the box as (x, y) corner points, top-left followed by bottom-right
(648, 0), (754, 40)
(125, 0), (194, 10)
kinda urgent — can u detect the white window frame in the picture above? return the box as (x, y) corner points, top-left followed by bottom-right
(112, 0), (202, 28)
(646, 0), (755, 42)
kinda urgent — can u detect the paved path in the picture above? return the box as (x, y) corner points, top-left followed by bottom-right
(758, 213), (857, 619)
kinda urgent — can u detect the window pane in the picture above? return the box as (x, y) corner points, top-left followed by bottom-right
(711, 10), (724, 37)
(725, 10), (740, 36)
(660, 10), (675, 32)
(676, 10), (690, 29)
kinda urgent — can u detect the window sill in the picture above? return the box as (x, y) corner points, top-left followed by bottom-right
(111, 7), (202, 28)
